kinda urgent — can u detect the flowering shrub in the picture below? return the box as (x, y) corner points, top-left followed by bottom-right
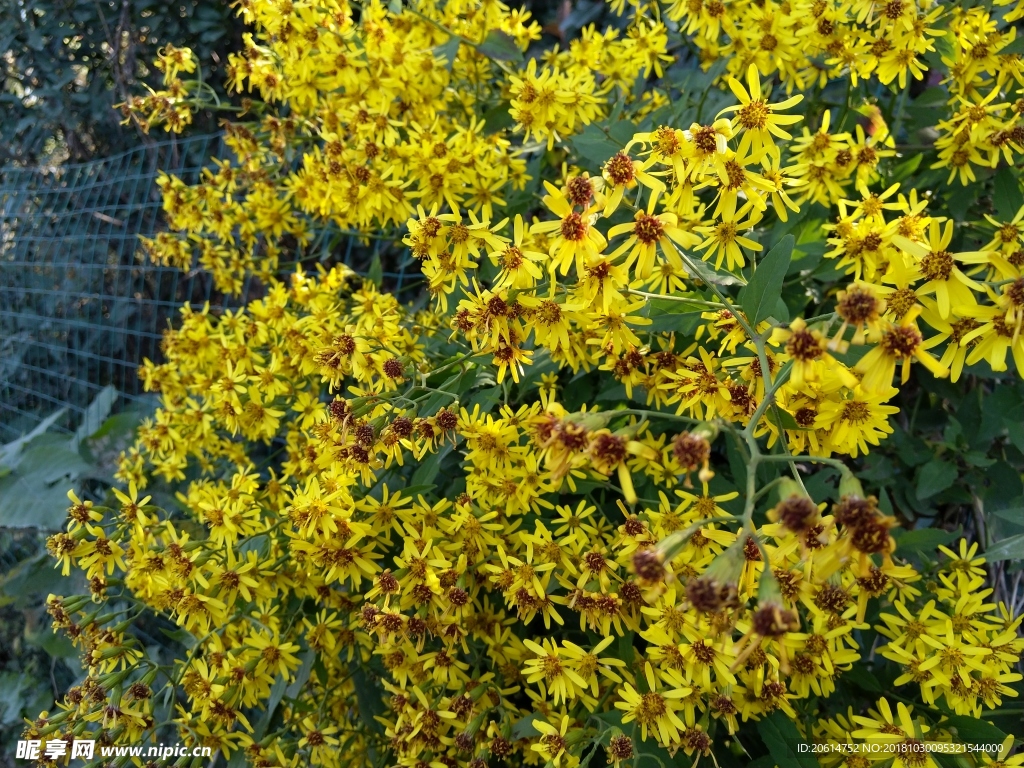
(32, 0), (1024, 767)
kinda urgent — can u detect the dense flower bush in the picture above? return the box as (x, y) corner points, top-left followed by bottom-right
(30, 0), (1024, 766)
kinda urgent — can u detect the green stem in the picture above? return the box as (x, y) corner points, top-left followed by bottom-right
(612, 408), (703, 424)
(758, 453), (848, 471)
(744, 359), (793, 438)
(665, 240), (758, 340)
(624, 288), (726, 309)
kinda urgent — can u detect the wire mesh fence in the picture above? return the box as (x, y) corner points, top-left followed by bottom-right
(0, 134), (418, 443)
(6, 139), (234, 442)
(0, 134), (237, 440)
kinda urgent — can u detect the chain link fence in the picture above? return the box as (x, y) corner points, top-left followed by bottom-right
(0, 133), (420, 443)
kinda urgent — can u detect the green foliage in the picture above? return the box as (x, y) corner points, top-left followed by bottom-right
(0, 390), (141, 755)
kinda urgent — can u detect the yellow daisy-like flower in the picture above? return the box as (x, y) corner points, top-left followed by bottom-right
(615, 662), (690, 745)
(718, 64), (803, 161)
(852, 698), (937, 768)
(855, 306), (949, 392)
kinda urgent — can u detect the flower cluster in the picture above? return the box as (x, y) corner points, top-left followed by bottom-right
(878, 541), (1024, 718)
(30, 0), (1024, 766)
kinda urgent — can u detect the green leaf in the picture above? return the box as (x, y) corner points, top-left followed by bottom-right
(1002, 36), (1024, 56)
(740, 235), (793, 324)
(984, 533), (1024, 562)
(891, 153), (923, 183)
(72, 385), (117, 450)
(989, 506), (1024, 524)
(482, 100), (514, 132)
(159, 627), (198, 648)
(571, 126), (617, 166)
(254, 674), (288, 739)
(476, 30), (523, 63)
(367, 254), (383, 287)
(641, 297), (709, 333)
(435, 36), (461, 70)
(25, 629), (76, 659)
(0, 408), (67, 469)
(765, 404), (805, 431)
(848, 665), (882, 692)
(89, 411), (144, 442)
(757, 711), (817, 768)
(285, 649), (316, 697)
(511, 716), (541, 740)
(772, 296), (790, 323)
(349, 662), (386, 735)
(892, 526), (960, 555)
(0, 551), (75, 607)
(410, 445), (450, 487)
(0, 442), (94, 529)
(939, 714), (1007, 745)
(915, 458), (956, 499)
(679, 250), (746, 287)
(993, 164), (1024, 222)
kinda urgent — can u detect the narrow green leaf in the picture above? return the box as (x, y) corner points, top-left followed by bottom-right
(757, 711), (817, 768)
(765, 405), (806, 431)
(892, 526), (960, 555)
(511, 716), (541, 740)
(915, 458), (956, 499)
(482, 100), (514, 132)
(640, 297), (711, 333)
(984, 533), (1024, 562)
(476, 30), (523, 62)
(410, 445), (450, 487)
(681, 250), (747, 287)
(72, 385), (117, 450)
(740, 235), (793, 324)
(940, 714), (1007, 745)
(284, 649), (316, 697)
(993, 164), (1024, 222)
(367, 254), (383, 287)
(891, 153), (923, 183)
(349, 662), (386, 735)
(255, 674), (288, 739)
(772, 295), (790, 323)
(847, 665), (882, 692)
(434, 36), (461, 70)
(0, 408), (67, 469)
(989, 506), (1024, 524)
(571, 124), (622, 167)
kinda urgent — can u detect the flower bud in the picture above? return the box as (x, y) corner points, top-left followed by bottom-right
(631, 548), (666, 583)
(609, 734), (634, 762)
(672, 431), (710, 471)
(685, 576), (738, 612)
(750, 601), (800, 637)
(838, 468), (864, 499)
(769, 494), (819, 534)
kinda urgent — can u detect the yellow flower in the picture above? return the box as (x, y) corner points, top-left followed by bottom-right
(531, 715), (575, 767)
(855, 306), (949, 391)
(607, 206), (699, 280)
(694, 202), (763, 271)
(719, 64), (803, 161)
(615, 662), (690, 745)
(892, 220), (984, 319)
(816, 387), (900, 457)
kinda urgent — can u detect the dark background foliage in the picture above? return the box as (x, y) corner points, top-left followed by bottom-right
(0, 0), (243, 165)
